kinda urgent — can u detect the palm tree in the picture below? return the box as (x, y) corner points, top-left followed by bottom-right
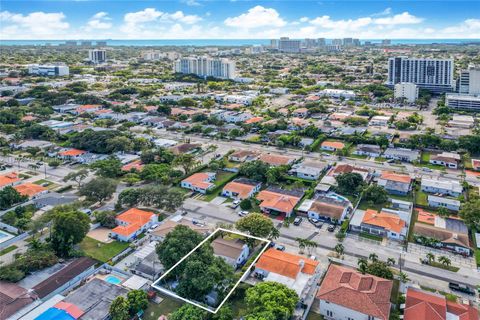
(305, 240), (318, 255)
(296, 238), (306, 254)
(387, 257), (396, 266)
(426, 253), (435, 264)
(368, 253), (379, 262)
(358, 258), (368, 274)
(399, 272), (410, 283)
(334, 243), (345, 256)
(438, 256), (451, 267)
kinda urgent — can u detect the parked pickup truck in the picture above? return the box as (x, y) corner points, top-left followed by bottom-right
(448, 282), (476, 295)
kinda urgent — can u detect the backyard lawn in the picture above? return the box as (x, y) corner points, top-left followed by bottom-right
(143, 294), (183, 320)
(414, 190), (429, 206)
(79, 236), (130, 262)
(306, 312), (324, 320)
(202, 170), (238, 202)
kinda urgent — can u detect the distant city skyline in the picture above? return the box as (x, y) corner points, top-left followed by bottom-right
(1, 0), (480, 40)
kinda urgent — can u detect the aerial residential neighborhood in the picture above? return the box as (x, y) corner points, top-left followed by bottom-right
(0, 1), (480, 320)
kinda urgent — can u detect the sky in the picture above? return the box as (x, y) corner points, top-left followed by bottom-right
(1, 0), (479, 40)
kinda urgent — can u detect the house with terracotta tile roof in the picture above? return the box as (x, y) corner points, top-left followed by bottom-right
(121, 159), (144, 172)
(0, 172), (21, 189)
(110, 208), (158, 242)
(256, 187), (303, 218)
(222, 178), (261, 200)
(229, 150), (260, 163)
(403, 287), (478, 320)
(316, 264), (393, 320)
(181, 172), (216, 194)
(73, 104), (102, 115)
(258, 153), (295, 167)
(320, 141), (345, 152)
(244, 116), (264, 124)
(14, 183), (48, 199)
(377, 171), (412, 195)
(254, 248), (319, 296)
(57, 148), (88, 161)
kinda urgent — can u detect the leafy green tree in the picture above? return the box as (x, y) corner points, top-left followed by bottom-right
(91, 157), (123, 178)
(366, 261), (394, 279)
(245, 282), (298, 320)
(63, 169), (89, 187)
(94, 210), (117, 228)
(173, 153), (198, 174)
(438, 256), (451, 267)
(0, 186), (28, 210)
(169, 304), (207, 320)
(140, 163), (172, 183)
(127, 290), (148, 315)
(49, 209), (90, 257)
(362, 185), (389, 204)
(156, 225), (204, 270)
(240, 199), (252, 210)
(79, 178), (117, 203)
(335, 172), (364, 195)
(459, 199), (480, 229)
(239, 160), (270, 182)
(235, 213), (280, 239)
(212, 305), (234, 320)
(357, 258), (368, 274)
(109, 296), (130, 320)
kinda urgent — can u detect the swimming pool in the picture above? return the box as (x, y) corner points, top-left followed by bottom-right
(105, 275), (122, 285)
(0, 230), (14, 244)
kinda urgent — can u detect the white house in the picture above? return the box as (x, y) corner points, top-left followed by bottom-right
(317, 264), (392, 320)
(180, 172), (216, 194)
(289, 161), (328, 180)
(369, 115), (391, 126)
(211, 237), (249, 268)
(429, 152), (461, 169)
(110, 208), (158, 242)
(427, 195), (461, 212)
(352, 144), (382, 157)
(421, 178), (463, 197)
(222, 178), (261, 200)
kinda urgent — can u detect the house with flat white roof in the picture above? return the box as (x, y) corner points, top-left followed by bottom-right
(427, 195), (461, 212)
(421, 178), (463, 197)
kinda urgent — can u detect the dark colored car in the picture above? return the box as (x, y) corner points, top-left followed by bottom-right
(449, 283), (475, 295)
(293, 217), (303, 226)
(327, 224), (336, 232)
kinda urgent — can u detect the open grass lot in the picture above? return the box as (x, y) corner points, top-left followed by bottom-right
(421, 151), (431, 163)
(79, 236), (130, 262)
(143, 294), (183, 320)
(33, 179), (59, 190)
(414, 190), (428, 206)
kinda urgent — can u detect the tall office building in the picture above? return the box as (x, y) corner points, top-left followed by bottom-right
(28, 64), (69, 76)
(304, 38), (317, 49)
(270, 39), (278, 49)
(174, 56), (236, 79)
(394, 83), (419, 103)
(387, 56), (454, 93)
(278, 37), (301, 53)
(343, 38), (353, 46)
(332, 39), (343, 46)
(317, 38), (326, 47)
(458, 65), (480, 95)
(88, 49), (107, 64)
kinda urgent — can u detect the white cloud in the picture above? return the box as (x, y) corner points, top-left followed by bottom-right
(371, 7), (392, 17)
(374, 12), (423, 25)
(224, 5), (286, 28)
(85, 11), (112, 30)
(181, 0), (201, 6)
(164, 11), (202, 24)
(0, 11), (69, 39)
(309, 15), (373, 30)
(439, 18), (480, 38)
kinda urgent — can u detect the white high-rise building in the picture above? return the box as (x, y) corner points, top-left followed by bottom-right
(278, 37), (301, 53)
(387, 56), (454, 93)
(28, 64), (69, 76)
(88, 49), (106, 64)
(459, 65), (480, 95)
(173, 56), (236, 79)
(394, 82), (419, 103)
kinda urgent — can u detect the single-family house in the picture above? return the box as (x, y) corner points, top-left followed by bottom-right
(427, 195), (461, 212)
(292, 107), (309, 118)
(254, 248), (319, 296)
(0, 172), (21, 189)
(222, 178), (261, 200)
(289, 161), (328, 180)
(13, 183), (48, 199)
(229, 150), (259, 162)
(211, 237), (249, 268)
(369, 115), (391, 126)
(258, 153), (295, 167)
(297, 194), (352, 222)
(170, 143), (201, 155)
(320, 141), (345, 152)
(244, 116), (264, 125)
(57, 148), (88, 161)
(429, 152), (461, 169)
(110, 208), (158, 242)
(403, 287), (478, 320)
(257, 187), (303, 218)
(121, 159), (144, 172)
(353, 144), (382, 157)
(383, 147), (420, 162)
(150, 217), (210, 242)
(421, 178), (463, 197)
(181, 172), (216, 194)
(316, 264), (392, 320)
(377, 171), (412, 195)
(350, 209), (408, 241)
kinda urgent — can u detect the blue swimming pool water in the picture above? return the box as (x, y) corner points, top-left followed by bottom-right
(105, 275), (122, 285)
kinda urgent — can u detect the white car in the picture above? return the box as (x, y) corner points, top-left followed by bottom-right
(238, 211), (249, 217)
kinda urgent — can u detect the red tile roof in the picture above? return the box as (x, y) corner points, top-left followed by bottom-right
(256, 248), (318, 279)
(121, 159), (144, 172)
(317, 265), (393, 320)
(404, 287), (478, 320)
(112, 208), (155, 237)
(182, 172), (215, 190)
(257, 190), (301, 214)
(0, 172), (20, 188)
(258, 154), (293, 166)
(223, 181), (257, 199)
(58, 149), (87, 157)
(14, 183), (47, 198)
(380, 171), (412, 184)
(362, 209), (406, 233)
(321, 141), (345, 150)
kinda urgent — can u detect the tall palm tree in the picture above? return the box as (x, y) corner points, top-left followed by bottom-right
(399, 272), (410, 283)
(368, 253), (379, 262)
(296, 238), (306, 254)
(334, 243), (344, 256)
(438, 256), (451, 267)
(358, 258), (368, 274)
(305, 240), (318, 255)
(426, 253), (435, 264)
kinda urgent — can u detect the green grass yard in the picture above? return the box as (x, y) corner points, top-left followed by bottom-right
(143, 294), (183, 320)
(0, 245), (17, 256)
(414, 190), (429, 206)
(202, 170), (238, 202)
(79, 236), (130, 262)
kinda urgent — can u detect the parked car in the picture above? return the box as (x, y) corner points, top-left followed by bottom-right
(327, 224), (336, 232)
(274, 244), (285, 251)
(448, 283), (475, 295)
(293, 217), (303, 226)
(308, 218), (323, 228)
(181, 209), (188, 216)
(238, 211), (249, 217)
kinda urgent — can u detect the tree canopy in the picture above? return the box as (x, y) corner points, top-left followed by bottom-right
(245, 282), (298, 320)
